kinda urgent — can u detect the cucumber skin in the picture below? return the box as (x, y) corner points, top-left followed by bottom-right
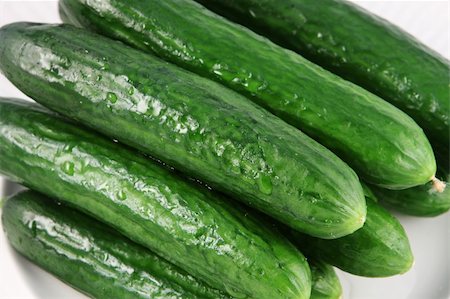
(309, 260), (342, 299)
(195, 0), (450, 166)
(0, 98), (311, 299)
(371, 167), (450, 217)
(3, 191), (341, 299)
(59, 0), (436, 189)
(194, 0), (450, 217)
(291, 199), (414, 277)
(2, 191), (228, 299)
(0, 23), (366, 239)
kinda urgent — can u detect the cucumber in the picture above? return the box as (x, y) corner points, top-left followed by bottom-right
(194, 0), (450, 168)
(195, 0), (450, 216)
(291, 198), (413, 277)
(309, 260), (342, 299)
(59, 0), (436, 189)
(0, 98), (311, 299)
(0, 23), (366, 239)
(371, 167), (450, 217)
(2, 190), (228, 299)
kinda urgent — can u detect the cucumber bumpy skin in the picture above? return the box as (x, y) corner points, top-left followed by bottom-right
(2, 191), (229, 299)
(0, 98), (311, 299)
(0, 23), (366, 239)
(59, 0), (436, 189)
(291, 199), (414, 277)
(194, 0), (450, 172)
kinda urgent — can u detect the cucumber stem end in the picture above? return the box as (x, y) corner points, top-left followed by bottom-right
(431, 176), (446, 193)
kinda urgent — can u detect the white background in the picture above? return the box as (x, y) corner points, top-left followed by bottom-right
(0, 1), (449, 298)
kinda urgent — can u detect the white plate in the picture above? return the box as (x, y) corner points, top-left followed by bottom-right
(0, 1), (449, 298)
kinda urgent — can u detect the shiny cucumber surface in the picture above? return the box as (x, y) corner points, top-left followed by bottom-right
(291, 198), (413, 277)
(0, 23), (366, 239)
(309, 260), (342, 299)
(59, 0), (436, 189)
(2, 190), (228, 299)
(195, 0), (449, 169)
(371, 165), (450, 217)
(0, 98), (311, 299)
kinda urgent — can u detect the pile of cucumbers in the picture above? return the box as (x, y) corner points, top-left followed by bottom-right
(0, 0), (448, 298)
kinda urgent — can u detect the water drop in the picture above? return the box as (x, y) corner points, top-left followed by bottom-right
(116, 190), (127, 201)
(106, 92), (118, 103)
(257, 175), (273, 195)
(63, 144), (74, 153)
(128, 87), (134, 95)
(61, 161), (75, 176)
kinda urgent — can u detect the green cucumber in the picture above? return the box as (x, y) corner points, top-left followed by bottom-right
(195, 0), (450, 168)
(196, 0), (450, 217)
(0, 23), (366, 239)
(310, 260), (342, 299)
(2, 190), (228, 299)
(59, 0), (436, 189)
(0, 98), (311, 299)
(291, 197), (413, 277)
(371, 167), (450, 217)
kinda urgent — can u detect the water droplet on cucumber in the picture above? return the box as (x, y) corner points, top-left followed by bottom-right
(257, 174), (273, 195)
(116, 190), (127, 201)
(61, 161), (75, 176)
(106, 92), (118, 103)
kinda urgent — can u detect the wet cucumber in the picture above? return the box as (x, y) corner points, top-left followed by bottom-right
(309, 260), (342, 299)
(199, 0), (450, 217)
(291, 196), (413, 277)
(371, 166), (450, 217)
(195, 0), (450, 167)
(0, 98), (311, 299)
(2, 190), (228, 299)
(59, 0), (436, 189)
(0, 23), (366, 239)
